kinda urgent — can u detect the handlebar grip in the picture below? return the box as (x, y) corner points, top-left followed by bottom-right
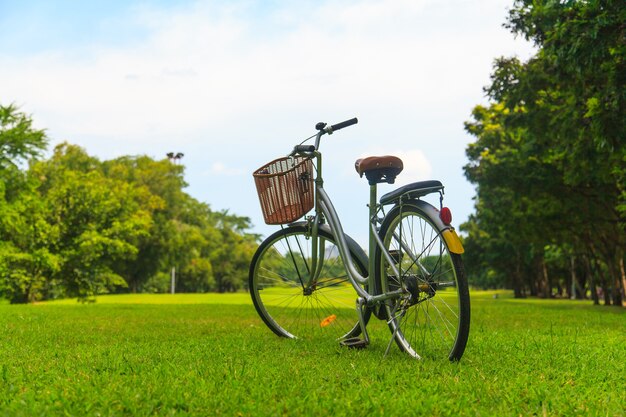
(330, 117), (358, 132)
(293, 145), (316, 153)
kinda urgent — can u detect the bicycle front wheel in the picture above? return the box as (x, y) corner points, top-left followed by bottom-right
(249, 225), (370, 341)
(376, 202), (470, 360)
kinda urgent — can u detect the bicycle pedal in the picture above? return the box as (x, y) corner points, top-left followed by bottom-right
(340, 337), (369, 349)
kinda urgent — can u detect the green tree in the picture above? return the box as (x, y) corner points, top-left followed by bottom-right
(102, 156), (179, 292)
(0, 180), (60, 303)
(31, 144), (153, 300)
(103, 156), (258, 294)
(0, 103), (260, 301)
(463, 0), (625, 304)
(209, 211), (258, 292)
(0, 104), (47, 171)
(0, 104), (52, 302)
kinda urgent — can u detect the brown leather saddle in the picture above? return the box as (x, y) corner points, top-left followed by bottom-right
(354, 156), (403, 185)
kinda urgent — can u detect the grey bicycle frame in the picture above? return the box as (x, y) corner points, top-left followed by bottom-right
(295, 142), (405, 308)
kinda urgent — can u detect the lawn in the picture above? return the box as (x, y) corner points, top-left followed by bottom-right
(0, 291), (624, 416)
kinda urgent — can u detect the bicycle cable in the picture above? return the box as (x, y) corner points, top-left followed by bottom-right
(298, 133), (317, 146)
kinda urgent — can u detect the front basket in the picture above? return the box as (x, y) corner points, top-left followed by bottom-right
(253, 157), (314, 225)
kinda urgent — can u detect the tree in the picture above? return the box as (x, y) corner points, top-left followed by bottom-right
(0, 104), (53, 302)
(0, 103), (260, 301)
(102, 156), (179, 292)
(0, 181), (60, 303)
(209, 211), (258, 292)
(30, 144), (153, 300)
(0, 104), (47, 170)
(463, 0), (625, 304)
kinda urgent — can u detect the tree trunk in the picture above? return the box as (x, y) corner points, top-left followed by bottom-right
(569, 256), (576, 299)
(585, 255), (599, 305)
(528, 277), (538, 296)
(542, 259), (551, 298)
(619, 255), (626, 305)
(588, 243), (614, 306)
(598, 268), (611, 306)
(603, 285), (612, 306)
(536, 255), (549, 298)
(513, 260), (525, 298)
(609, 257), (623, 307)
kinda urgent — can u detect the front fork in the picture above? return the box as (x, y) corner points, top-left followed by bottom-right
(304, 217), (324, 293)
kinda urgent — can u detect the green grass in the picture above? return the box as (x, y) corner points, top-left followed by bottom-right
(1, 292), (624, 416)
(44, 292), (253, 305)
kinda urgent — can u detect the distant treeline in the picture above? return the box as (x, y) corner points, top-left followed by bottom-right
(0, 104), (258, 303)
(461, 1), (625, 306)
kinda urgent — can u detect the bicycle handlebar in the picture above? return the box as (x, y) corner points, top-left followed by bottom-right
(330, 117), (358, 133)
(290, 117), (358, 156)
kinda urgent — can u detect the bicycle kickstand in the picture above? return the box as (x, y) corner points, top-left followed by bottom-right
(340, 297), (370, 349)
(384, 306), (405, 358)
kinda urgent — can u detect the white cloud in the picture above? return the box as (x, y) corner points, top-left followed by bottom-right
(0, 0), (534, 151)
(209, 161), (244, 176)
(0, 0), (535, 237)
(390, 149), (432, 186)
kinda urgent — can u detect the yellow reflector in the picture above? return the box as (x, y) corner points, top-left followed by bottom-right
(320, 314), (337, 327)
(442, 229), (464, 254)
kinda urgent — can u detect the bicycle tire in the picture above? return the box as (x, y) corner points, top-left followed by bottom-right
(375, 201), (470, 360)
(249, 225), (371, 341)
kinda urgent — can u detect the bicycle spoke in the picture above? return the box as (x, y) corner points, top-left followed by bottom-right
(250, 226), (369, 341)
(379, 205), (469, 360)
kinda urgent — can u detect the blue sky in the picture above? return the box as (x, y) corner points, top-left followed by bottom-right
(0, 0), (534, 246)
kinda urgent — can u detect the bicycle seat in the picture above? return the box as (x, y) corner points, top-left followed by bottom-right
(355, 156), (403, 185)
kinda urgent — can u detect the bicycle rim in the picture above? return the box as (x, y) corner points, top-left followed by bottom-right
(249, 226), (368, 341)
(378, 205), (470, 360)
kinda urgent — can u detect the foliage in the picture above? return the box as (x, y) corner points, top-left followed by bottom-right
(0, 187), (60, 303)
(462, 0), (625, 305)
(0, 292), (624, 415)
(0, 104), (54, 302)
(0, 104), (47, 170)
(208, 211), (258, 293)
(0, 105), (259, 303)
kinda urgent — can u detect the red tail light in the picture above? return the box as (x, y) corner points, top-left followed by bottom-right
(440, 207), (452, 225)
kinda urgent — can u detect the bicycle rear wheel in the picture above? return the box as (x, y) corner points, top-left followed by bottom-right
(249, 225), (370, 341)
(376, 202), (470, 360)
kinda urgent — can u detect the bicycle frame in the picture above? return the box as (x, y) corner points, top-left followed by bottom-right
(252, 119), (469, 359)
(295, 143), (406, 309)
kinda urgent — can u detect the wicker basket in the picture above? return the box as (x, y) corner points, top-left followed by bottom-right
(253, 156), (314, 225)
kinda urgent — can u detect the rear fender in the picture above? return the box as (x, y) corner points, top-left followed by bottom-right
(402, 200), (464, 255)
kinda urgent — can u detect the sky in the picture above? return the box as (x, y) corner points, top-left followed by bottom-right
(0, 0), (535, 246)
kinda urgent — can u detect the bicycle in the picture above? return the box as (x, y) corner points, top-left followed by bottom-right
(249, 118), (470, 360)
